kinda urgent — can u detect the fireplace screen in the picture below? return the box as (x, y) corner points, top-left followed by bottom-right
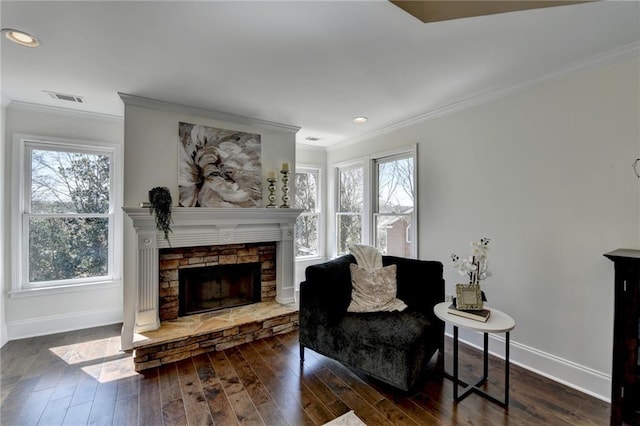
(179, 263), (261, 316)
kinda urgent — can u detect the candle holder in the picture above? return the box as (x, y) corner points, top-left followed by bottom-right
(280, 170), (291, 208)
(266, 177), (277, 208)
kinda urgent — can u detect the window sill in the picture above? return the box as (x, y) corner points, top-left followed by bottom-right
(9, 280), (121, 299)
(296, 256), (326, 263)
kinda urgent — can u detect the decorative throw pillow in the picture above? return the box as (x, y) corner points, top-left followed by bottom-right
(347, 263), (408, 313)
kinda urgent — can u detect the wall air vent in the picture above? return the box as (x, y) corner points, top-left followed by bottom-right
(44, 91), (86, 104)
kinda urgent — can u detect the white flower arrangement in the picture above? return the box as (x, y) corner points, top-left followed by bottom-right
(451, 237), (492, 286)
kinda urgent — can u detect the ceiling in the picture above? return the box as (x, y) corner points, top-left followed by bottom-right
(2, 1), (639, 148)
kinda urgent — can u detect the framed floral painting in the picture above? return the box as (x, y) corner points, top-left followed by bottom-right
(178, 122), (262, 208)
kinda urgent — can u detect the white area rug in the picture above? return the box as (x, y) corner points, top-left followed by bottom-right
(323, 410), (366, 426)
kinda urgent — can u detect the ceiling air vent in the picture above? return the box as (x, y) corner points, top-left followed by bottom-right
(45, 91), (86, 104)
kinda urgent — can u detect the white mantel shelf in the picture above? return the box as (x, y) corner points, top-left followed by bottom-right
(121, 207), (303, 350)
(123, 207), (304, 249)
(124, 206), (304, 225)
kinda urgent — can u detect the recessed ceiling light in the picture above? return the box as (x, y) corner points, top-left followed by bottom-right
(353, 116), (368, 124)
(2, 28), (40, 47)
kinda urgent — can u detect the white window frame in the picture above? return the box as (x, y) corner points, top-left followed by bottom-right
(294, 164), (324, 260)
(334, 160), (368, 257)
(11, 134), (122, 297)
(372, 150), (417, 258)
(332, 144), (417, 258)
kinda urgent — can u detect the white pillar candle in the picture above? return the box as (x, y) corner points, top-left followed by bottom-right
(281, 162), (290, 172)
(268, 170), (276, 179)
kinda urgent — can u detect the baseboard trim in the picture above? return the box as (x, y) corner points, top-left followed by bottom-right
(449, 330), (611, 402)
(7, 308), (123, 341)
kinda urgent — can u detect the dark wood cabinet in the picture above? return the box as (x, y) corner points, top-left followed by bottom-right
(605, 249), (640, 426)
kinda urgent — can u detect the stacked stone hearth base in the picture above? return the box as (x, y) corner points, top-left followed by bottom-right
(132, 301), (298, 371)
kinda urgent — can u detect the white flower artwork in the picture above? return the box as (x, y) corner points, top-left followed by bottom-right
(178, 122), (263, 208)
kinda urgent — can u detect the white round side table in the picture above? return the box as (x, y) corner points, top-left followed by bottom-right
(434, 301), (515, 407)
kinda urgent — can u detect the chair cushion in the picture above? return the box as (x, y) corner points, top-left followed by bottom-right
(347, 264), (407, 313)
(336, 309), (432, 350)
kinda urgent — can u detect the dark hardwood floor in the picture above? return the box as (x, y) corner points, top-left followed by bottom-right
(1, 323), (610, 425)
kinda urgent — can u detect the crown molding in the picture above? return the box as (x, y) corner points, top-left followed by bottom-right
(295, 142), (327, 152)
(118, 92), (300, 134)
(330, 40), (640, 151)
(5, 99), (124, 122)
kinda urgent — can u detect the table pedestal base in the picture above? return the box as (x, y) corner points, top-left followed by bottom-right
(445, 326), (510, 408)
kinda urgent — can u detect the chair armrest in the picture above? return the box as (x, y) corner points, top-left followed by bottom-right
(301, 255), (355, 322)
(299, 279), (331, 326)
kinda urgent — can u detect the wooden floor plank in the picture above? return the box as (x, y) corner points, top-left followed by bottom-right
(138, 367), (162, 426)
(86, 380), (118, 426)
(318, 356), (387, 406)
(68, 374), (98, 408)
(48, 367), (82, 403)
(1, 376), (40, 424)
(255, 399), (292, 426)
(373, 397), (422, 426)
(0, 324), (613, 426)
(244, 340), (319, 426)
(209, 350), (265, 425)
(38, 395), (72, 426)
(314, 367), (392, 425)
(116, 374), (139, 401)
(176, 357), (214, 426)
(192, 353), (239, 426)
(12, 387), (54, 425)
(33, 356), (68, 392)
(62, 400), (93, 426)
(158, 362), (188, 426)
(253, 342), (335, 426)
(112, 395), (138, 426)
(225, 346), (273, 407)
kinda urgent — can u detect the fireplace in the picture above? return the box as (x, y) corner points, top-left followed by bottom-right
(158, 242), (276, 321)
(179, 263), (261, 316)
(122, 207), (302, 351)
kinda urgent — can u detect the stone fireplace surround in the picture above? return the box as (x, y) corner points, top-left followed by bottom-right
(159, 242), (276, 321)
(121, 207), (302, 350)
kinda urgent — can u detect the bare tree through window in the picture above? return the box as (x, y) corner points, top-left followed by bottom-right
(375, 155), (414, 257)
(27, 145), (111, 284)
(295, 169), (319, 257)
(337, 166), (363, 255)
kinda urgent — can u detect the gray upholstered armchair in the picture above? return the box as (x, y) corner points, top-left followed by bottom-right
(299, 254), (445, 392)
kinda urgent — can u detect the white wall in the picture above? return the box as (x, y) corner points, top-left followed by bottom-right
(3, 104), (124, 340)
(120, 95), (299, 348)
(1, 98), (7, 347)
(326, 56), (639, 400)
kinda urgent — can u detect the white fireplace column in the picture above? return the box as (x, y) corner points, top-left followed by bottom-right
(122, 207), (302, 350)
(136, 231), (160, 332)
(276, 223), (296, 304)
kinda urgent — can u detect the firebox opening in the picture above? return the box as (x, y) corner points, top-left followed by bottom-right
(179, 262), (261, 316)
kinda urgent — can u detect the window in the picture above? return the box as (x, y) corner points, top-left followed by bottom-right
(14, 137), (119, 291)
(336, 165), (364, 256)
(333, 147), (416, 258)
(373, 154), (415, 257)
(294, 167), (321, 258)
